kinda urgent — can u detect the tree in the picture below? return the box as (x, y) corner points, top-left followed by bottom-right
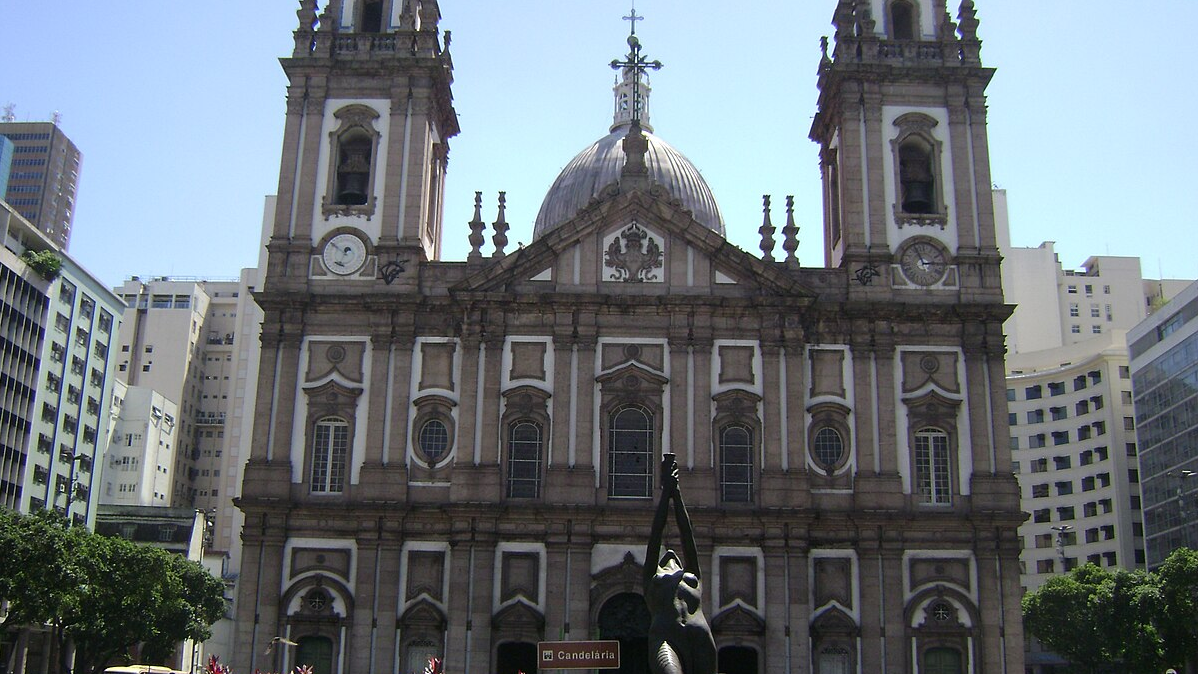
(19, 249), (62, 280)
(1022, 564), (1118, 674)
(0, 509), (227, 674)
(1023, 551), (1198, 674)
(1155, 548), (1198, 672)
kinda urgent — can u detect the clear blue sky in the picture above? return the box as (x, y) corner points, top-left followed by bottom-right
(6, 1), (1196, 288)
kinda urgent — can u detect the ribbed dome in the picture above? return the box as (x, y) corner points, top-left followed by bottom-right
(532, 128), (726, 239)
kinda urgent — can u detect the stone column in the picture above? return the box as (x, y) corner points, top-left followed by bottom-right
(386, 334), (415, 467)
(364, 324), (393, 465)
(270, 329), (305, 468)
(850, 335), (877, 476)
(692, 340), (714, 471)
(456, 334), (482, 465)
(478, 338), (505, 466)
(783, 336), (806, 475)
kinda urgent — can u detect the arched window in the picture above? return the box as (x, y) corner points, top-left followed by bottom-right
(334, 129), (373, 206)
(899, 138), (936, 214)
(923, 646), (963, 674)
(360, 0), (384, 33)
(914, 427), (951, 504)
(507, 420), (543, 499)
(609, 406), (653, 498)
(890, 0), (916, 40)
(311, 416), (348, 493)
(719, 425), (753, 503)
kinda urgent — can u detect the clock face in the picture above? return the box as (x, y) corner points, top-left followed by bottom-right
(322, 233), (367, 276)
(899, 240), (949, 286)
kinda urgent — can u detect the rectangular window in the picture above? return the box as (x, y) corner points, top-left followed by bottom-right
(1052, 430), (1069, 446)
(1053, 455), (1071, 470)
(914, 431), (952, 505)
(1067, 285), (1078, 295)
(1028, 409), (1045, 424)
(1069, 303), (1080, 317)
(1080, 451), (1093, 466)
(1085, 284), (1094, 296)
(1049, 382), (1065, 396)
(1124, 417), (1135, 431)
(1051, 406), (1068, 421)
(1057, 506), (1075, 520)
(1103, 285), (1111, 294)
(1126, 443), (1137, 457)
(1037, 559), (1055, 574)
(1025, 385), (1043, 400)
(1033, 508), (1051, 523)
(1121, 390), (1133, 405)
(1085, 528), (1099, 544)
(1009, 437), (1019, 450)
(1071, 325), (1081, 334)
(310, 420), (349, 493)
(1128, 469), (1139, 483)
(1056, 481), (1074, 496)
(1082, 476), (1095, 491)
(1006, 389), (1016, 402)
(1029, 434), (1046, 449)
(1091, 305), (1101, 318)
(1092, 325), (1102, 334)
(1084, 502), (1098, 517)
(1031, 458), (1047, 473)
(1076, 400), (1090, 415)
(1009, 412), (1018, 426)
(1031, 484), (1049, 498)
(1074, 375), (1088, 391)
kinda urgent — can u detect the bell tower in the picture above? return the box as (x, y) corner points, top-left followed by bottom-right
(266, 0), (459, 284)
(810, 0), (1000, 296)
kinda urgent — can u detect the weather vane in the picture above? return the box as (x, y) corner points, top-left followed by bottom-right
(610, 3), (662, 126)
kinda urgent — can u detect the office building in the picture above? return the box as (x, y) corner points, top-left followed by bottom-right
(0, 200), (124, 528)
(1129, 280), (1198, 567)
(0, 120), (82, 250)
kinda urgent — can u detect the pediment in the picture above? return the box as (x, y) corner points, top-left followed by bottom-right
(710, 604), (766, 635)
(398, 597), (447, 630)
(492, 599), (546, 630)
(451, 185), (816, 301)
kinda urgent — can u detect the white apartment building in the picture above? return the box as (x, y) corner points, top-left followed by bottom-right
(100, 386), (179, 506)
(996, 189), (1189, 592)
(108, 271), (262, 559)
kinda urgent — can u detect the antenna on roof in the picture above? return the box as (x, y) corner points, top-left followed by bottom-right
(51, 110), (62, 126)
(2, 104), (14, 123)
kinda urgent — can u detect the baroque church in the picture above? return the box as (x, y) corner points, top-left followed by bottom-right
(232, 1), (1024, 673)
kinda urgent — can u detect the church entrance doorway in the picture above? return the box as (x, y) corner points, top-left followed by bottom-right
(923, 647), (963, 674)
(718, 645), (758, 674)
(598, 592), (651, 674)
(294, 636), (334, 674)
(496, 642), (537, 674)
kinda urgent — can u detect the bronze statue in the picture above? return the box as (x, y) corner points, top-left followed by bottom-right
(644, 453), (717, 674)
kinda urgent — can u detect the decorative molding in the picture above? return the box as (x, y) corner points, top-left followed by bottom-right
(604, 221), (664, 283)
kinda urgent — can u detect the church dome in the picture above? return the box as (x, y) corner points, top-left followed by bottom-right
(532, 128), (726, 240)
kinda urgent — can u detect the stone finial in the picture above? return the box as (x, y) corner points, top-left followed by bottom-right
(759, 196), (776, 262)
(820, 36), (832, 68)
(491, 192), (509, 258)
(467, 191), (485, 262)
(318, 0), (340, 31)
(782, 196), (799, 265)
(297, 0), (318, 30)
(621, 121), (650, 180)
(957, 0), (981, 64)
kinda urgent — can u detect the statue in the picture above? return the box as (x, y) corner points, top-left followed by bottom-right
(644, 453), (717, 674)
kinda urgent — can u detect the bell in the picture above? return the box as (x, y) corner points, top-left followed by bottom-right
(902, 180), (934, 214)
(337, 172), (369, 206)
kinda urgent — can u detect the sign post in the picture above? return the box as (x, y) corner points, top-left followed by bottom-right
(536, 640), (621, 670)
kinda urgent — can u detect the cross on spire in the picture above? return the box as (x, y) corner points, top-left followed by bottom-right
(623, 5), (643, 35)
(610, 5), (662, 128)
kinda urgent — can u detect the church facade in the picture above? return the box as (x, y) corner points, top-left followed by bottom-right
(232, 2), (1024, 673)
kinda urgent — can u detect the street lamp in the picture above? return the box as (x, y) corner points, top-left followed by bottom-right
(55, 449), (91, 524)
(1051, 524), (1074, 572)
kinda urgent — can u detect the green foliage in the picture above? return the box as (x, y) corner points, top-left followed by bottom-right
(0, 508), (227, 674)
(19, 249), (63, 280)
(1023, 550), (1198, 674)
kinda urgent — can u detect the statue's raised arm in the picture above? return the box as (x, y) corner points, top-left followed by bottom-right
(642, 453), (716, 674)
